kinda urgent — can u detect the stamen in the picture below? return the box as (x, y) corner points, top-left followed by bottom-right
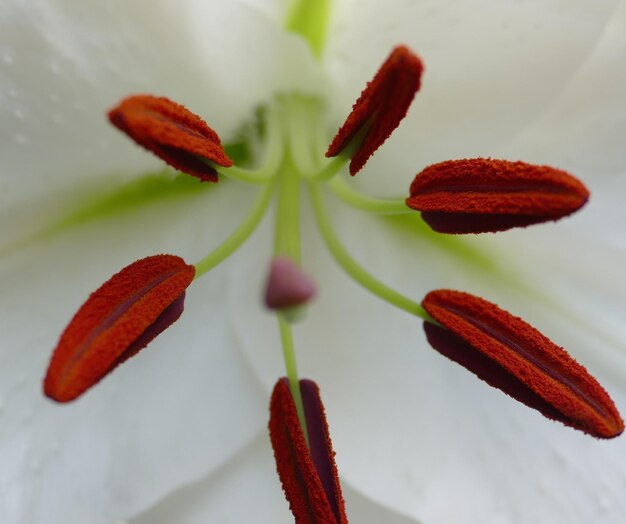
(265, 256), (316, 310)
(44, 255), (195, 402)
(108, 95), (232, 182)
(269, 378), (347, 524)
(422, 290), (624, 438)
(309, 183), (432, 321)
(326, 45), (423, 175)
(407, 158), (590, 233)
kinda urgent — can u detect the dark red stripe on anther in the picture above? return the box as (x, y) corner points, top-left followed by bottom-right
(269, 378), (348, 523)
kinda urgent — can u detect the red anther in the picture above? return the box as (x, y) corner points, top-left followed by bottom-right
(269, 378), (348, 523)
(44, 255), (195, 402)
(327, 46), (423, 176)
(407, 158), (589, 233)
(422, 290), (623, 438)
(108, 95), (233, 182)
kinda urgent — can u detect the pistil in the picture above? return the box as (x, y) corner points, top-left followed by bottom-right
(273, 142), (310, 436)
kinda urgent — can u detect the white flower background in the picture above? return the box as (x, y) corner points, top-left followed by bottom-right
(1, 0), (625, 523)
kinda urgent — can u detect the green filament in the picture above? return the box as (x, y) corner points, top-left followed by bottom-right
(308, 182), (436, 323)
(329, 175), (412, 214)
(193, 182), (274, 278)
(212, 103), (284, 184)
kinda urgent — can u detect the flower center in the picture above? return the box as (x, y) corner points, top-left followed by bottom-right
(45, 44), (616, 446)
(191, 93), (434, 433)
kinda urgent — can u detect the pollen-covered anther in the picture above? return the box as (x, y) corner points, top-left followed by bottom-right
(264, 256), (317, 310)
(326, 45), (424, 176)
(108, 95), (233, 182)
(269, 378), (348, 524)
(422, 290), (624, 439)
(44, 255), (196, 403)
(406, 158), (590, 233)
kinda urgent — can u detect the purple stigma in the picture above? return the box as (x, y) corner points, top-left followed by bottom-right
(264, 256), (316, 310)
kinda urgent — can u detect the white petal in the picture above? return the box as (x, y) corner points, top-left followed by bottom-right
(0, 0), (320, 242)
(230, 0), (290, 22)
(324, 0), (620, 193)
(343, 481), (420, 524)
(0, 182), (270, 523)
(129, 431), (421, 524)
(579, 173), (626, 253)
(499, 0), (626, 180)
(129, 432), (293, 524)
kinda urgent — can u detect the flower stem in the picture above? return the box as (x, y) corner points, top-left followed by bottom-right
(193, 182), (275, 278)
(309, 182), (437, 323)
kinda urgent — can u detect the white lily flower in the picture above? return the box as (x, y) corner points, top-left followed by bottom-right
(1, 1), (625, 523)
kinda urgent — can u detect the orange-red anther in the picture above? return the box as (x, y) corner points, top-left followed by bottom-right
(108, 95), (232, 182)
(407, 158), (590, 233)
(422, 290), (623, 438)
(269, 378), (348, 523)
(327, 45), (423, 176)
(44, 255), (195, 402)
